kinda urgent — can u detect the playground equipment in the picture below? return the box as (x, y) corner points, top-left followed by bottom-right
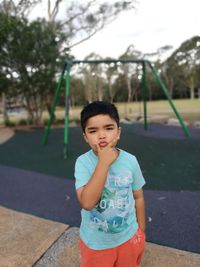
(42, 59), (190, 158)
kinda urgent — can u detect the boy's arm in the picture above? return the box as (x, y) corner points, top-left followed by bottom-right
(76, 138), (118, 211)
(133, 189), (146, 233)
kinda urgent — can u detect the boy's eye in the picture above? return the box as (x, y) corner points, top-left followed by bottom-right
(106, 127), (114, 130)
(89, 130), (96, 133)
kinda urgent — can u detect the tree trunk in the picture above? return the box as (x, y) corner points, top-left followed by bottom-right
(45, 94), (56, 120)
(169, 78), (174, 98)
(134, 90), (138, 101)
(108, 79), (114, 103)
(163, 73), (174, 98)
(2, 93), (9, 122)
(190, 87), (195, 99)
(97, 81), (103, 101)
(24, 94), (43, 125)
(127, 77), (132, 102)
(97, 86), (103, 101)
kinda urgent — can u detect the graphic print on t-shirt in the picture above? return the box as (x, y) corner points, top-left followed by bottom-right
(90, 171), (133, 233)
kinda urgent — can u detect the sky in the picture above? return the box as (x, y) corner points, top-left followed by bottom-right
(71, 0), (200, 59)
(30, 0), (200, 60)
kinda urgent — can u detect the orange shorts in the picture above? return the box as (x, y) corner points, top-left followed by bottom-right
(79, 227), (146, 267)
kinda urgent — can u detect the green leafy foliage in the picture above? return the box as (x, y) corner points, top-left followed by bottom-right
(0, 12), (65, 123)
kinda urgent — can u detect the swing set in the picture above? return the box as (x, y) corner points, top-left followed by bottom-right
(42, 59), (190, 158)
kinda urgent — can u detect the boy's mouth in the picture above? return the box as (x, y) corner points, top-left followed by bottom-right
(99, 141), (108, 147)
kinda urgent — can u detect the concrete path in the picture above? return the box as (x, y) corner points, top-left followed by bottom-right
(0, 126), (14, 144)
(1, 207), (200, 267)
(0, 206), (68, 267)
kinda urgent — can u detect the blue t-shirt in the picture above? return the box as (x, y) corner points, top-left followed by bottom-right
(74, 149), (145, 250)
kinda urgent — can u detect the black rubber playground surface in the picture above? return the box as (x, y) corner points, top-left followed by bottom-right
(0, 123), (200, 253)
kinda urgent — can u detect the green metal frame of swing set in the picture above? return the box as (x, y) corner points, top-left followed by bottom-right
(42, 59), (190, 158)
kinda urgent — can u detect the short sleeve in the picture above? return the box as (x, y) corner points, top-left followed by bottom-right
(132, 157), (146, 191)
(74, 157), (91, 189)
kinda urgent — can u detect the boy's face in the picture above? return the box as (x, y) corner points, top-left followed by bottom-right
(83, 114), (121, 153)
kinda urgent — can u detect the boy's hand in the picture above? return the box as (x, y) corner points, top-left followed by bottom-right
(95, 137), (119, 166)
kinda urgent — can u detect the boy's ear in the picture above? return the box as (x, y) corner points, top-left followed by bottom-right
(83, 133), (89, 143)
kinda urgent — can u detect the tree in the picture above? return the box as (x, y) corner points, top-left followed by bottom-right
(1, 0), (137, 51)
(69, 76), (85, 106)
(113, 73), (128, 102)
(0, 0), (41, 17)
(102, 58), (118, 103)
(77, 53), (105, 102)
(119, 45), (143, 102)
(0, 12), (65, 124)
(165, 36), (200, 99)
(0, 0), (138, 122)
(145, 46), (172, 98)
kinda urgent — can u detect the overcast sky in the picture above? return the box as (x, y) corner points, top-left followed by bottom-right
(71, 0), (200, 59)
(31, 0), (200, 59)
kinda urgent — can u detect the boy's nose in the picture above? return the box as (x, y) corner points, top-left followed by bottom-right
(98, 131), (106, 139)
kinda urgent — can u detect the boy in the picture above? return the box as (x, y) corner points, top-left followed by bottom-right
(74, 101), (146, 267)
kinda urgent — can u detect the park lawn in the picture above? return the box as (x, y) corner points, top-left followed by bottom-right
(56, 99), (200, 124)
(0, 99), (199, 125)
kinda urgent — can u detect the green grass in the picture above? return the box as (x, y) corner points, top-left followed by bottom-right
(58, 99), (200, 125)
(59, 99), (200, 122)
(1, 99), (199, 126)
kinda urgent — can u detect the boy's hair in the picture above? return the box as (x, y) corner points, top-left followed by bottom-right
(81, 101), (120, 132)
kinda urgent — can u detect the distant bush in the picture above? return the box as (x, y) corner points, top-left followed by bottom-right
(70, 117), (80, 125)
(4, 119), (16, 127)
(43, 117), (80, 126)
(43, 117), (64, 126)
(17, 118), (33, 126)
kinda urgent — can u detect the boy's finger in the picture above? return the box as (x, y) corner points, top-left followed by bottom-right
(95, 143), (101, 151)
